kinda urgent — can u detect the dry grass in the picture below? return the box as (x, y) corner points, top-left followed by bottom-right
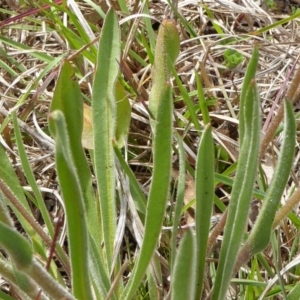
(1, 0), (300, 298)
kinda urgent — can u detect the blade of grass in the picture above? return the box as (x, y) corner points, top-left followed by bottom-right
(92, 8), (120, 271)
(170, 132), (186, 270)
(0, 145), (46, 241)
(49, 110), (92, 299)
(121, 19), (180, 299)
(49, 61), (112, 296)
(0, 248), (41, 299)
(214, 173), (265, 200)
(195, 123), (215, 298)
(249, 100), (295, 254)
(171, 230), (196, 300)
(167, 0), (197, 38)
(196, 71), (211, 125)
(11, 113), (70, 279)
(288, 283), (300, 300)
(0, 35), (54, 63)
(83, 0), (106, 19)
(251, 10), (300, 35)
(142, 2), (155, 54)
(170, 63), (201, 133)
(12, 113), (54, 238)
(18, 54), (66, 105)
(235, 100), (296, 272)
(49, 61), (99, 247)
(239, 44), (259, 146)
(212, 48), (261, 300)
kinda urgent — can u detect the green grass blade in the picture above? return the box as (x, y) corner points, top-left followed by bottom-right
(28, 259), (75, 300)
(214, 173), (265, 200)
(142, 2), (155, 53)
(253, 10), (300, 35)
(92, 8), (120, 271)
(167, 0), (197, 38)
(239, 44), (259, 146)
(59, 26), (96, 63)
(11, 113), (70, 280)
(49, 110), (92, 299)
(50, 61), (111, 296)
(0, 35), (53, 63)
(115, 81), (132, 148)
(171, 133), (186, 270)
(195, 123), (215, 299)
(0, 288), (26, 300)
(0, 47), (26, 73)
(121, 20), (180, 299)
(196, 72), (211, 125)
(122, 85), (173, 300)
(12, 113), (54, 237)
(49, 61), (99, 246)
(247, 100), (296, 255)
(171, 230), (196, 300)
(18, 54), (66, 104)
(0, 145), (45, 245)
(83, 0), (106, 19)
(171, 64), (202, 133)
(212, 55), (261, 300)
(0, 59), (19, 78)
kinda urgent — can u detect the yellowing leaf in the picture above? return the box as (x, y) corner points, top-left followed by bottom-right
(115, 80), (131, 148)
(81, 81), (131, 149)
(82, 103), (94, 149)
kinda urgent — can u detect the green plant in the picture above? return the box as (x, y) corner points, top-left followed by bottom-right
(291, 7), (300, 15)
(0, 2), (300, 300)
(264, 0), (277, 10)
(223, 49), (245, 69)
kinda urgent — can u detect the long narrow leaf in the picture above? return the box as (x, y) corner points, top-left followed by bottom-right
(12, 113), (70, 280)
(50, 61), (111, 298)
(12, 113), (54, 237)
(0, 144), (44, 247)
(239, 44), (259, 145)
(247, 100), (295, 255)
(212, 49), (261, 300)
(92, 8), (120, 271)
(171, 230), (196, 300)
(49, 110), (92, 299)
(195, 123), (215, 298)
(170, 133), (186, 269)
(121, 20), (180, 299)
(49, 61), (100, 246)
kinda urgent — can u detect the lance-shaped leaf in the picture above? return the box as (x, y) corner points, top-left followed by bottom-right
(92, 8), (120, 271)
(246, 100), (295, 256)
(121, 20), (180, 299)
(49, 110), (92, 299)
(195, 123), (215, 299)
(171, 230), (196, 300)
(212, 49), (261, 300)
